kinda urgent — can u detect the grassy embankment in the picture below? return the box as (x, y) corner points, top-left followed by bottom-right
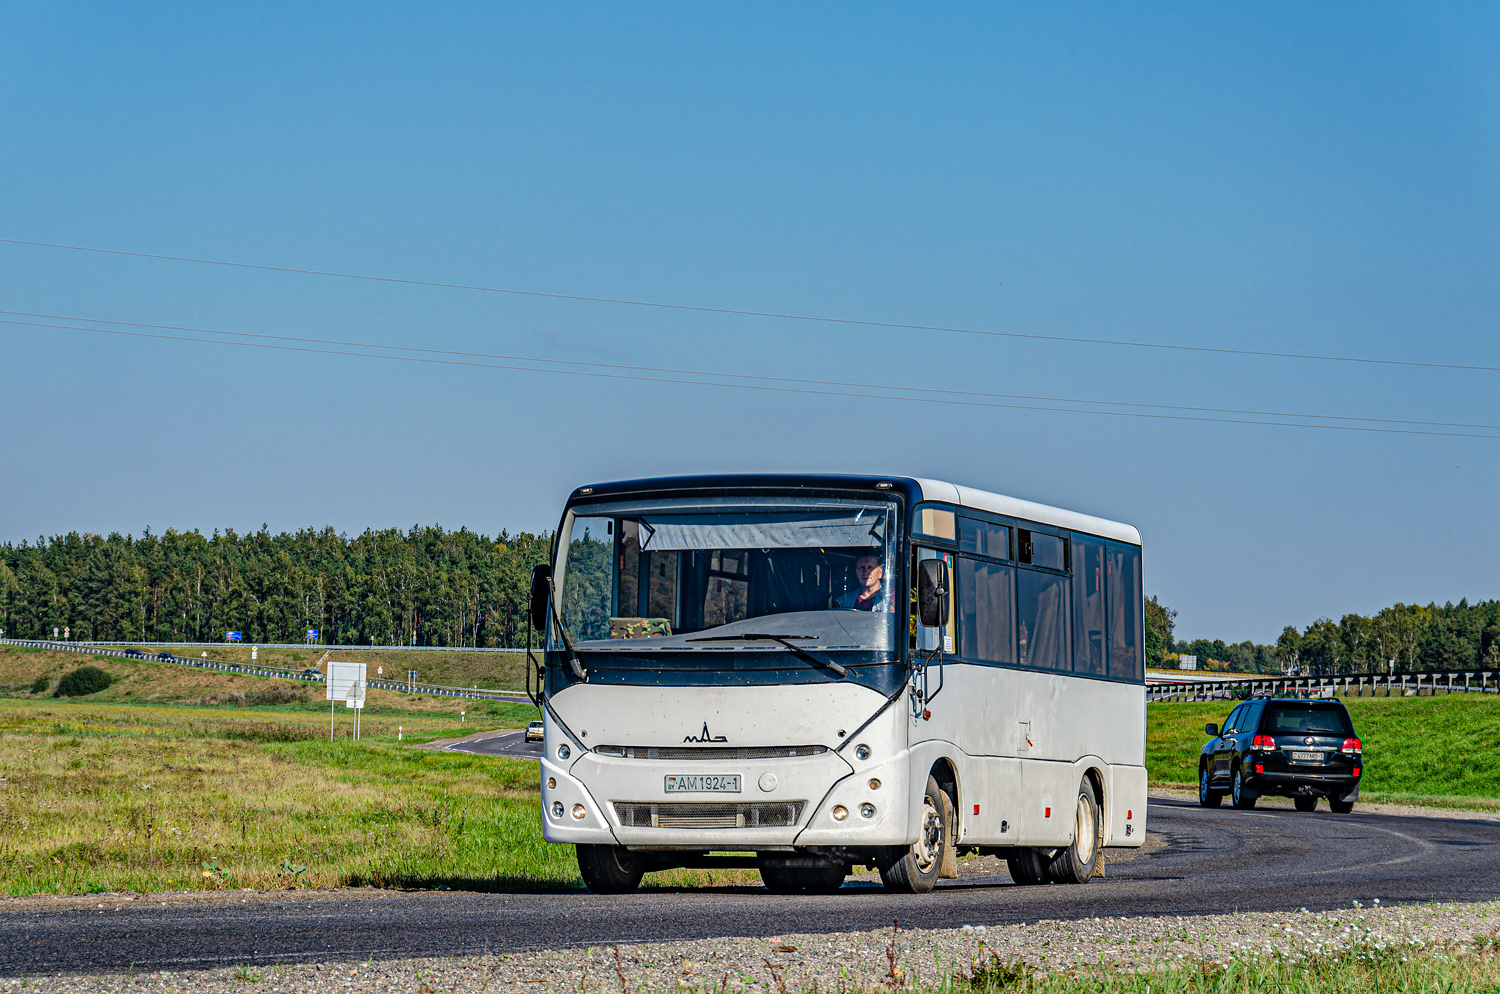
(0, 643), (759, 896)
(937, 942), (1500, 994)
(1148, 695), (1500, 809)
(91, 642), (532, 691)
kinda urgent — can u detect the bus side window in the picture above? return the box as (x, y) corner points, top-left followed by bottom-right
(957, 555), (1015, 664)
(1105, 542), (1143, 682)
(913, 548), (955, 653)
(1072, 536), (1107, 677)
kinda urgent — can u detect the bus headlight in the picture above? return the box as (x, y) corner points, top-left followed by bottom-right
(868, 778), (881, 790)
(831, 805), (849, 821)
(854, 745), (871, 761)
(572, 804), (587, 820)
(558, 744), (571, 760)
(547, 777), (557, 789)
(551, 801), (564, 818)
(860, 803), (876, 819)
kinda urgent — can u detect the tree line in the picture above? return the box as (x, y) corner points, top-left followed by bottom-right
(1144, 596), (1500, 675)
(0, 526), (551, 648)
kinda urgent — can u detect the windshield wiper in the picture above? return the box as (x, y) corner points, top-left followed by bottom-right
(686, 634), (848, 677)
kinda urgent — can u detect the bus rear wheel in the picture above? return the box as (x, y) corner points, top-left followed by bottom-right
(576, 844), (645, 894)
(879, 776), (948, 893)
(1047, 777), (1103, 885)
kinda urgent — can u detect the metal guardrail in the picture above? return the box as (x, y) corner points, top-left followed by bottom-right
(2, 638), (534, 705)
(76, 641), (525, 654)
(1148, 668), (1500, 702)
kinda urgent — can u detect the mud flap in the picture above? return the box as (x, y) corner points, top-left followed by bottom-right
(939, 790), (959, 879)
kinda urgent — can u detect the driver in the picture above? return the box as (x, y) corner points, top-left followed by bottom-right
(834, 554), (886, 611)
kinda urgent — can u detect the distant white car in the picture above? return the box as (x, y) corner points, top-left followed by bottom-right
(524, 720), (544, 743)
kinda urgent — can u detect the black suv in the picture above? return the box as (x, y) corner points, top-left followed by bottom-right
(1199, 696), (1363, 813)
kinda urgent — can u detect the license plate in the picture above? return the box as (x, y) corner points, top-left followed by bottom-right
(1290, 751), (1323, 762)
(664, 774), (741, 793)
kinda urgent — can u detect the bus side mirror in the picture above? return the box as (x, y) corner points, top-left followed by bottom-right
(1204, 722), (1219, 736)
(529, 564), (552, 632)
(917, 559), (948, 628)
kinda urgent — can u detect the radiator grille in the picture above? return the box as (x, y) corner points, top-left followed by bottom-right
(613, 801), (806, 829)
(595, 745), (828, 760)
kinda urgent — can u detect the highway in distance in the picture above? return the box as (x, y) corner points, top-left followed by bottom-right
(5, 799), (1499, 976)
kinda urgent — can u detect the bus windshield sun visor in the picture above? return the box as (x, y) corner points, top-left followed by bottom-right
(635, 512), (884, 552)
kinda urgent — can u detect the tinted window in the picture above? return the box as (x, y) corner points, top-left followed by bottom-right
(1019, 530), (1067, 570)
(1263, 703), (1352, 736)
(1072, 536), (1106, 677)
(1017, 568), (1071, 670)
(960, 517), (1011, 559)
(958, 556), (1015, 664)
(913, 506), (956, 542)
(1105, 542), (1142, 682)
(1223, 704), (1246, 734)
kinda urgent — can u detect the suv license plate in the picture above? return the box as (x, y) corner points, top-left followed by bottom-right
(665, 774), (741, 793)
(1290, 751), (1323, 762)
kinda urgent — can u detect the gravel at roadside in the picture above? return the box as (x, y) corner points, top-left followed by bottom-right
(12, 900), (1499, 992)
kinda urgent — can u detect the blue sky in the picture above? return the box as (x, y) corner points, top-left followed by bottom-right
(2, 4), (1498, 642)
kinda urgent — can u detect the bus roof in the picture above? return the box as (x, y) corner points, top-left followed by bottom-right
(568, 474), (1142, 546)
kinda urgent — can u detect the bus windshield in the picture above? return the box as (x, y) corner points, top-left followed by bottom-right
(555, 497), (898, 652)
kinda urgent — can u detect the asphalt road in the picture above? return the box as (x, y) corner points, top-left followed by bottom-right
(442, 729), (544, 759)
(7, 798), (1500, 976)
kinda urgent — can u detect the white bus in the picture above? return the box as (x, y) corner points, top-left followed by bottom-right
(526, 475), (1147, 894)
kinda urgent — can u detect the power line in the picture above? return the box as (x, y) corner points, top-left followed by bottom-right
(4, 235), (1497, 376)
(5, 308), (1499, 432)
(6, 313), (1498, 440)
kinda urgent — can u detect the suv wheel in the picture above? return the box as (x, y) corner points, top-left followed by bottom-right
(1231, 767), (1256, 809)
(1199, 766), (1223, 808)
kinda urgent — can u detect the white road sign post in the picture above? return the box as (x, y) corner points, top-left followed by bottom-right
(325, 661), (368, 742)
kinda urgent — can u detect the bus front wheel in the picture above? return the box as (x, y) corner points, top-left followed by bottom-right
(576, 844), (645, 894)
(879, 776), (948, 893)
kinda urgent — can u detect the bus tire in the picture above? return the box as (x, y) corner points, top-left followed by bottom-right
(879, 776), (947, 893)
(576, 844), (645, 894)
(760, 865), (845, 893)
(1047, 778), (1103, 885)
(1005, 848), (1051, 886)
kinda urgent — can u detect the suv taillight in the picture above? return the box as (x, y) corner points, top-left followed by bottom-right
(1341, 737), (1362, 755)
(1251, 735), (1276, 751)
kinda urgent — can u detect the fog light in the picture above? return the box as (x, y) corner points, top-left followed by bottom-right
(855, 745), (871, 761)
(831, 805), (849, 821)
(551, 801), (564, 818)
(859, 803), (876, 819)
(868, 778), (881, 790)
(558, 744), (571, 760)
(572, 803), (586, 820)
(547, 777), (556, 789)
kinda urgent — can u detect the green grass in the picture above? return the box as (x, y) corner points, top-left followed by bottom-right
(928, 939), (1500, 993)
(0, 698), (575, 896)
(1148, 693), (1500, 806)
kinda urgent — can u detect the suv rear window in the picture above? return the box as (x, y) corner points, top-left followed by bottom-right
(1261, 702), (1352, 736)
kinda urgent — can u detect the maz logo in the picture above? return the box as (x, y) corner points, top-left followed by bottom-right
(684, 722), (728, 743)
